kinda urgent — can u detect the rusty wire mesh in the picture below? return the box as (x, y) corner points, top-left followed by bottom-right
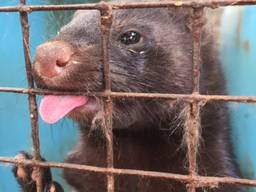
(1, 0), (256, 192)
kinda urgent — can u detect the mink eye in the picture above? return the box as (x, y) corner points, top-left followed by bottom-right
(119, 31), (141, 45)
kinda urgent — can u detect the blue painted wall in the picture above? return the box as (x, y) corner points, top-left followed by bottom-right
(220, 6), (256, 192)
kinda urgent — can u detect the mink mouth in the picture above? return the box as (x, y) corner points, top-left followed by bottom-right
(33, 62), (102, 124)
(39, 94), (100, 124)
(69, 96), (99, 115)
(34, 74), (100, 124)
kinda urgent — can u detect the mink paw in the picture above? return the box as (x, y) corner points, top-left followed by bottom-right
(12, 151), (64, 192)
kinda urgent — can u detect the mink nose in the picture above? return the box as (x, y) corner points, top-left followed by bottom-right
(35, 41), (73, 78)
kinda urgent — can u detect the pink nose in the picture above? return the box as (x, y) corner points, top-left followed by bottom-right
(35, 41), (73, 78)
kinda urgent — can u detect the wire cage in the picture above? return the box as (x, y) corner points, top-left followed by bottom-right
(1, 0), (256, 192)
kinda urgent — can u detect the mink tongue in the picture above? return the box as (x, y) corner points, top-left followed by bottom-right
(39, 95), (88, 124)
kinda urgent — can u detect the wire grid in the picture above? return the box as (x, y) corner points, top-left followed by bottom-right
(1, 0), (256, 192)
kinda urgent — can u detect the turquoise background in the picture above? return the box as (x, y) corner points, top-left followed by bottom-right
(0, 0), (84, 191)
(0, 1), (256, 191)
(220, 6), (256, 192)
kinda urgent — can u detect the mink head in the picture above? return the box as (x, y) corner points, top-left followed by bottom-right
(34, 5), (194, 130)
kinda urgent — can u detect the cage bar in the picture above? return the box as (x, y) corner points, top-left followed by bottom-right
(19, 0), (43, 192)
(184, 7), (204, 192)
(100, 3), (115, 192)
(1, 0), (256, 12)
(3, 87), (256, 103)
(2, 156), (256, 187)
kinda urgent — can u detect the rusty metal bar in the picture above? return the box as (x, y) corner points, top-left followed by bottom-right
(19, 0), (42, 192)
(185, 101), (201, 192)
(185, 7), (204, 192)
(100, 3), (114, 192)
(1, 0), (256, 12)
(2, 156), (256, 188)
(191, 8), (203, 95)
(3, 87), (256, 103)
(101, 3), (113, 92)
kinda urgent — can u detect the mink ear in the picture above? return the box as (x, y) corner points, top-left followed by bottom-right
(168, 7), (207, 32)
(169, 7), (193, 32)
(183, 8), (193, 32)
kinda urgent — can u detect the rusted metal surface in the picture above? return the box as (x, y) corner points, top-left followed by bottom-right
(191, 8), (203, 94)
(19, 0), (42, 191)
(1, 0), (256, 191)
(185, 101), (201, 192)
(2, 156), (256, 187)
(4, 87), (256, 103)
(100, 4), (115, 192)
(185, 7), (204, 192)
(1, 0), (256, 12)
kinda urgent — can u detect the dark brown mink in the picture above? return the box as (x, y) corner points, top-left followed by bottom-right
(13, 1), (244, 191)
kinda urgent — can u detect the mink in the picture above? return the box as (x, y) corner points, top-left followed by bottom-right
(13, 1), (243, 191)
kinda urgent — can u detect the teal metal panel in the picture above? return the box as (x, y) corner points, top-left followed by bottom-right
(220, 6), (256, 192)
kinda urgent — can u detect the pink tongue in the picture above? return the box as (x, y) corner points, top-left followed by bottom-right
(39, 95), (88, 124)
